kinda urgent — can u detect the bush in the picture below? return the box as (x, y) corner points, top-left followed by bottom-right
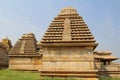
(99, 77), (120, 80)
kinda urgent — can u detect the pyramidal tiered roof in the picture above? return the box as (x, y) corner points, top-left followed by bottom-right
(9, 33), (37, 55)
(41, 7), (98, 48)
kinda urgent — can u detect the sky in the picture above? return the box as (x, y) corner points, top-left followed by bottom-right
(0, 0), (120, 62)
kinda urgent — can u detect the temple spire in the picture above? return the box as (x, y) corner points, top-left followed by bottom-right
(41, 6), (97, 50)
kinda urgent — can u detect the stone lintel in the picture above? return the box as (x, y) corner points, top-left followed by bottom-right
(42, 59), (94, 62)
(101, 58), (119, 62)
(41, 40), (96, 43)
(9, 54), (42, 58)
(41, 42), (97, 47)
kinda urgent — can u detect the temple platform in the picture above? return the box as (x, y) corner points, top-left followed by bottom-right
(39, 70), (98, 80)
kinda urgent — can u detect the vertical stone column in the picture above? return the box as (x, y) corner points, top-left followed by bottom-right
(62, 18), (71, 41)
(19, 40), (26, 54)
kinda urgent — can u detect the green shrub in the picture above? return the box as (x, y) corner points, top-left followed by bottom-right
(99, 77), (120, 80)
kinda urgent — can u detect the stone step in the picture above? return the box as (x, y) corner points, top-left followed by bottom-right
(39, 70), (98, 77)
(41, 73), (98, 77)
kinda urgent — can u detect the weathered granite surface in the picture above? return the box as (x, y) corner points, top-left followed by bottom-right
(9, 33), (42, 70)
(39, 7), (98, 80)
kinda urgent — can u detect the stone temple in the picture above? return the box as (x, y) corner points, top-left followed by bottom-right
(0, 7), (119, 79)
(9, 33), (42, 70)
(40, 7), (99, 80)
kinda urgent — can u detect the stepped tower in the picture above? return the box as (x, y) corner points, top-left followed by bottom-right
(39, 7), (98, 80)
(9, 33), (42, 70)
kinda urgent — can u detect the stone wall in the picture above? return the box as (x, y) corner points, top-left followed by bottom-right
(0, 47), (8, 69)
(9, 57), (42, 70)
(101, 64), (120, 78)
(40, 46), (95, 71)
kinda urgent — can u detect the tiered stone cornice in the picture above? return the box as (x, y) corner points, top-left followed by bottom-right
(41, 7), (96, 45)
(9, 33), (37, 55)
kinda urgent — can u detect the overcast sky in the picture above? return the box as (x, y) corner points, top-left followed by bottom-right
(0, 0), (120, 62)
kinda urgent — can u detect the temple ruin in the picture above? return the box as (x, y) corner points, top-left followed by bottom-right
(94, 51), (120, 77)
(6, 7), (120, 79)
(0, 38), (11, 69)
(9, 33), (42, 70)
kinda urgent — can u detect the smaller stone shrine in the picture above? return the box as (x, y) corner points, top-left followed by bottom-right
(9, 33), (42, 71)
(94, 51), (120, 77)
